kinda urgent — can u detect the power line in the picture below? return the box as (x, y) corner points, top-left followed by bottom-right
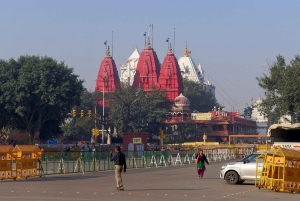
(191, 56), (241, 109)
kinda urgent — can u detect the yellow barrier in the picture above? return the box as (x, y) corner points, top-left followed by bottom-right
(257, 147), (300, 193)
(0, 146), (15, 180)
(12, 145), (42, 179)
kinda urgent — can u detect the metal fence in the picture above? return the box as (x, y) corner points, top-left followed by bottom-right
(41, 147), (255, 175)
(42, 151), (172, 175)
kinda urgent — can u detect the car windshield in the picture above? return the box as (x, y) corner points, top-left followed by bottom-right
(239, 154), (260, 163)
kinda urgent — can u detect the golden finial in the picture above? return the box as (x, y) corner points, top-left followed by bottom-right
(106, 45), (110, 56)
(183, 42), (189, 57)
(147, 36), (151, 47)
(168, 42), (172, 53)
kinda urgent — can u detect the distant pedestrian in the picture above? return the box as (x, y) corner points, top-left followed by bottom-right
(110, 146), (127, 191)
(195, 150), (209, 179)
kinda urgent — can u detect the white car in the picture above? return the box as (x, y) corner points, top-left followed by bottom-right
(220, 152), (264, 184)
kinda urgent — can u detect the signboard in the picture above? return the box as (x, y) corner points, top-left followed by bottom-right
(173, 131), (180, 136)
(191, 113), (212, 120)
(272, 142), (300, 150)
(133, 138), (142, 144)
(8, 130), (30, 144)
(47, 139), (58, 145)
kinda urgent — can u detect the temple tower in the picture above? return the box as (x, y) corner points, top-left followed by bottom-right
(158, 43), (184, 100)
(132, 37), (160, 91)
(95, 45), (120, 98)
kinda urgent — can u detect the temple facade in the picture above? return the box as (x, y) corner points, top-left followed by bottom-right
(177, 43), (215, 96)
(132, 37), (161, 91)
(158, 43), (184, 100)
(251, 97), (268, 135)
(120, 47), (140, 85)
(95, 45), (120, 104)
(120, 42), (215, 96)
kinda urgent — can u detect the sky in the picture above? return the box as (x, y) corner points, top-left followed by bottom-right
(1, 0), (300, 111)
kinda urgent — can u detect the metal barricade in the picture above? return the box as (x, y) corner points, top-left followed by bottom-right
(257, 147), (300, 193)
(12, 145), (42, 179)
(0, 145), (14, 180)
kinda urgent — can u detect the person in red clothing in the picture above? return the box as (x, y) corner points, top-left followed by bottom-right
(195, 150), (209, 179)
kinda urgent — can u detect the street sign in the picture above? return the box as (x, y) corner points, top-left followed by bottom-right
(47, 139), (58, 145)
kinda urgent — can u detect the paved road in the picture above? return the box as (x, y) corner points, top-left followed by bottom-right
(0, 160), (298, 201)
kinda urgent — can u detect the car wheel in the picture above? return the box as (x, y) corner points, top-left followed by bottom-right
(225, 171), (239, 185)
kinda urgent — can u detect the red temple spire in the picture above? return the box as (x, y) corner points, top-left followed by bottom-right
(95, 45), (120, 101)
(132, 37), (160, 90)
(158, 43), (184, 100)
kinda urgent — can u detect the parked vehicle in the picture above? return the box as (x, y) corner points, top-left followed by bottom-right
(220, 152), (264, 184)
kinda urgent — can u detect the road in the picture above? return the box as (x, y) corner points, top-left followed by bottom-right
(0, 160), (298, 201)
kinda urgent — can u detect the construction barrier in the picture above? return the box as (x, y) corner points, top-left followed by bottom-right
(0, 145), (15, 180)
(13, 145), (43, 179)
(257, 147), (300, 193)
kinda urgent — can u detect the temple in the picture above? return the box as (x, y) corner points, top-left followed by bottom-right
(95, 45), (120, 104)
(158, 43), (184, 100)
(120, 47), (140, 85)
(132, 37), (160, 91)
(178, 42), (215, 96)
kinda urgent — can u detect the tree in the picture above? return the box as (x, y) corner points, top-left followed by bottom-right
(243, 106), (253, 118)
(108, 84), (172, 137)
(0, 55), (84, 143)
(257, 55), (300, 122)
(183, 78), (218, 112)
(177, 121), (195, 143)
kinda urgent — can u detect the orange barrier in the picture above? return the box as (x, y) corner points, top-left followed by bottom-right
(12, 145), (43, 179)
(0, 146), (15, 180)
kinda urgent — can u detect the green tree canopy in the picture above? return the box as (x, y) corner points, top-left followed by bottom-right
(183, 78), (218, 112)
(243, 106), (253, 118)
(257, 55), (300, 122)
(0, 55), (84, 143)
(107, 84), (172, 137)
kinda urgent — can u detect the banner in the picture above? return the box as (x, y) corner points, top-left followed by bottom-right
(191, 113), (212, 120)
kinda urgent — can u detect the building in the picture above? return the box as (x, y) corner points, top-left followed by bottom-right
(95, 45), (120, 104)
(251, 97), (268, 135)
(132, 37), (161, 91)
(158, 43), (184, 100)
(177, 43), (215, 96)
(120, 42), (215, 96)
(166, 94), (257, 142)
(120, 47), (140, 85)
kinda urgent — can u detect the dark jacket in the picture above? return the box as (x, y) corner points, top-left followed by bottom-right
(195, 153), (209, 165)
(110, 151), (127, 170)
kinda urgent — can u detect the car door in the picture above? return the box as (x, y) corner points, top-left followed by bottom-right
(240, 154), (260, 180)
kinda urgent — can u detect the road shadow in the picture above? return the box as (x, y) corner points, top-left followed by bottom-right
(127, 188), (211, 192)
(3, 174), (104, 183)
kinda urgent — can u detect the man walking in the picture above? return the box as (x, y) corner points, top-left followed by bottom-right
(110, 146), (127, 191)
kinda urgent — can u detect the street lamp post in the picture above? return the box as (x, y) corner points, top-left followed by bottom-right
(102, 79), (105, 145)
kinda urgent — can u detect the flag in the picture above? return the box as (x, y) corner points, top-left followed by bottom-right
(251, 97), (253, 101)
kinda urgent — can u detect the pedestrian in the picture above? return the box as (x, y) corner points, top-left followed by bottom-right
(110, 146), (127, 191)
(195, 149), (209, 179)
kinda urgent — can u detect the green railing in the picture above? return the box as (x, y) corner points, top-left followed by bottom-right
(41, 151), (172, 175)
(40, 147), (255, 175)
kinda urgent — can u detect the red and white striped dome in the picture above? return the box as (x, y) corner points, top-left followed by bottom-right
(174, 93), (190, 107)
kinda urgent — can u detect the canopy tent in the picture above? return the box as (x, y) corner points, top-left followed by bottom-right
(268, 123), (300, 137)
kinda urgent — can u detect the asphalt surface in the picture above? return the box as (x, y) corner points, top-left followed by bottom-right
(0, 160), (299, 201)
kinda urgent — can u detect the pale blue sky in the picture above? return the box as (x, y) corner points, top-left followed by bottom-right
(1, 0), (300, 111)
